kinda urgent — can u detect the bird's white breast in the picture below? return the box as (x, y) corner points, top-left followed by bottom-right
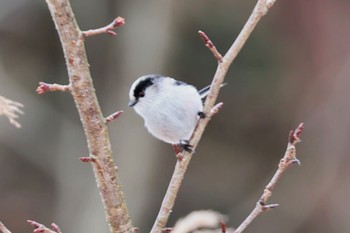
(134, 83), (203, 144)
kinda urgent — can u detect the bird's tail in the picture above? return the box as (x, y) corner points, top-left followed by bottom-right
(198, 82), (227, 99)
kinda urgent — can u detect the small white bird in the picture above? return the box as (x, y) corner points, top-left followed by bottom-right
(129, 74), (213, 152)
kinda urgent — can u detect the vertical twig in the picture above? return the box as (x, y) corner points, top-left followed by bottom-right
(150, 0), (277, 232)
(44, 0), (133, 232)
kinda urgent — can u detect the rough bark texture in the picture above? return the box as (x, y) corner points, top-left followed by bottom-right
(45, 0), (133, 232)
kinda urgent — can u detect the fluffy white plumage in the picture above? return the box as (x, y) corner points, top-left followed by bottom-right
(129, 75), (204, 146)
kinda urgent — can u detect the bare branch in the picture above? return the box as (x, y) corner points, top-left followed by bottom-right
(209, 102), (224, 116)
(198, 31), (223, 62)
(79, 156), (96, 163)
(0, 221), (12, 233)
(151, 1), (278, 232)
(50, 223), (62, 233)
(233, 123), (304, 233)
(27, 220), (61, 233)
(289, 122), (304, 145)
(0, 95), (24, 128)
(82, 17), (125, 37)
(105, 110), (123, 123)
(36, 82), (70, 94)
(44, 0), (133, 232)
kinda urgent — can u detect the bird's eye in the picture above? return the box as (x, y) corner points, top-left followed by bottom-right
(138, 91), (145, 97)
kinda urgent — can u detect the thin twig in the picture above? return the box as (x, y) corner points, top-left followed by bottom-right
(27, 220), (61, 233)
(0, 221), (12, 233)
(150, 1), (277, 232)
(79, 156), (96, 163)
(105, 110), (123, 123)
(44, 0), (133, 232)
(210, 102), (224, 115)
(50, 223), (62, 233)
(233, 123), (304, 233)
(82, 17), (125, 37)
(198, 31), (223, 62)
(36, 82), (70, 94)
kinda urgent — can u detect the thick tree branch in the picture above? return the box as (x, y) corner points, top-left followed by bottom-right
(150, 0), (278, 232)
(233, 123), (304, 233)
(44, 0), (133, 232)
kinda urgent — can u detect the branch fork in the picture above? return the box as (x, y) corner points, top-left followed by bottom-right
(233, 123), (304, 233)
(27, 220), (62, 233)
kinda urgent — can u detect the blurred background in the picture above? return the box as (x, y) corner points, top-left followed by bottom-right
(1, 0), (350, 232)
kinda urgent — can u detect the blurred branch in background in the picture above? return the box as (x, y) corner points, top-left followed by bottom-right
(0, 221), (11, 233)
(0, 95), (23, 128)
(27, 220), (62, 233)
(233, 123), (304, 233)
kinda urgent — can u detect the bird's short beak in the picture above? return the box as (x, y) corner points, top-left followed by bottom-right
(128, 100), (137, 107)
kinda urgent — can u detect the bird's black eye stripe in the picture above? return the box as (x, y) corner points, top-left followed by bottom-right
(134, 77), (154, 99)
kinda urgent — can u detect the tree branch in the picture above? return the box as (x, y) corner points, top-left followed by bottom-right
(0, 221), (11, 233)
(233, 123), (304, 233)
(105, 110), (124, 123)
(82, 17), (125, 37)
(150, 0), (278, 232)
(36, 82), (70, 94)
(44, 0), (133, 232)
(198, 31), (223, 62)
(27, 220), (62, 233)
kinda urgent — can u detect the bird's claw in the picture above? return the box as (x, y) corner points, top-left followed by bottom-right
(179, 140), (193, 153)
(197, 111), (206, 119)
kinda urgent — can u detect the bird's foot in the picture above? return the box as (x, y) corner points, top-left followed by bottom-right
(197, 111), (206, 119)
(179, 140), (193, 153)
